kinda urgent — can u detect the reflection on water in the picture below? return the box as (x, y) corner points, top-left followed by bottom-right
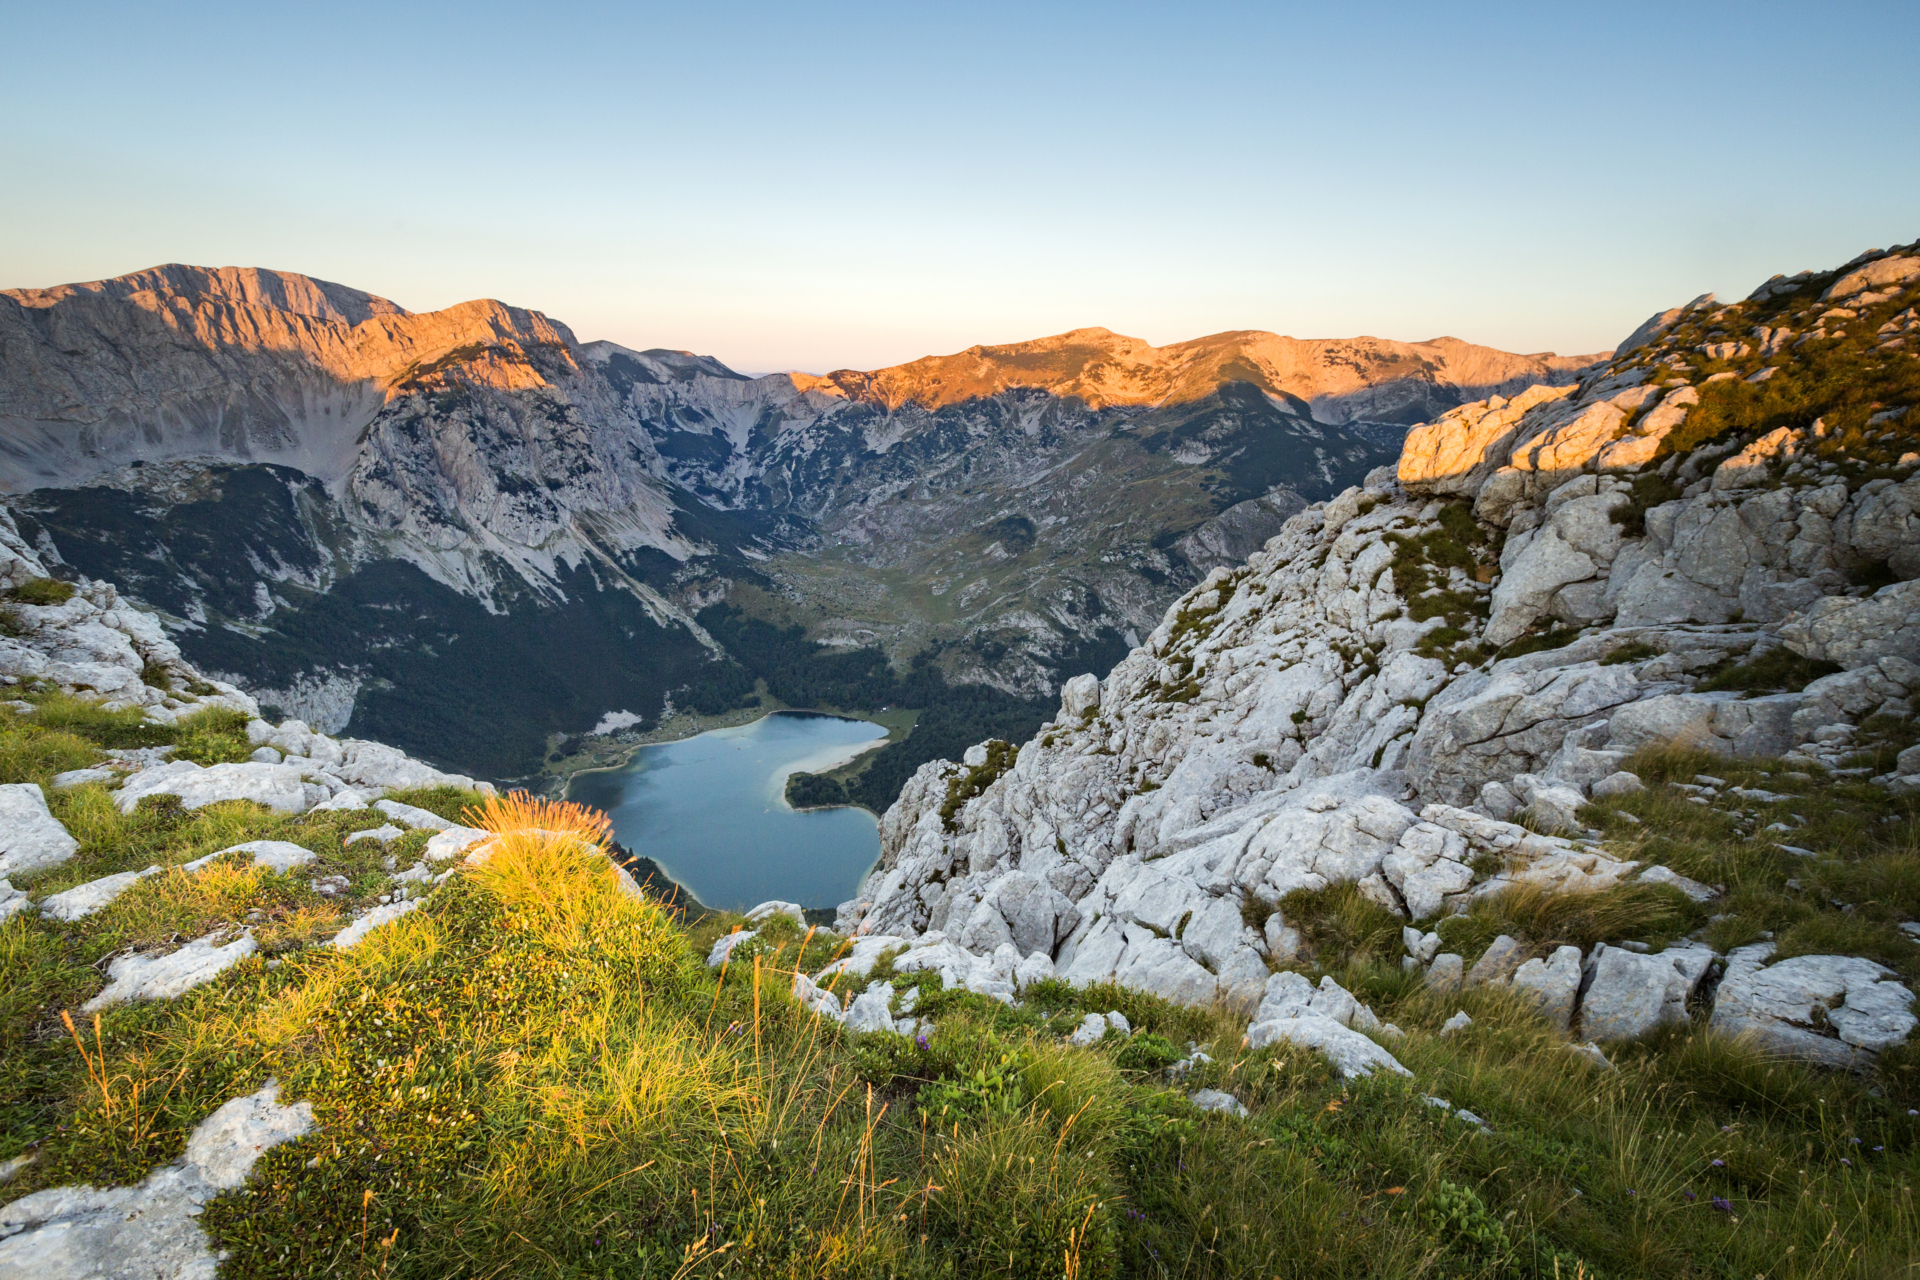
(567, 712), (886, 912)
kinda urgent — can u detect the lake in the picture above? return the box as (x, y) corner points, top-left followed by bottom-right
(567, 711), (888, 912)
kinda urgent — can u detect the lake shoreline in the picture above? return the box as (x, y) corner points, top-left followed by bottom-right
(566, 712), (892, 911)
(560, 707), (897, 817)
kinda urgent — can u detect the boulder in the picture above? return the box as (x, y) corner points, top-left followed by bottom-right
(1245, 1011), (1410, 1078)
(0, 879), (31, 924)
(1780, 580), (1920, 669)
(1466, 935), (1524, 988)
(1427, 953), (1464, 991)
(745, 901), (807, 927)
(1578, 942), (1714, 1041)
(1510, 946), (1583, 1032)
(1068, 1013), (1111, 1047)
(1060, 672), (1102, 719)
(0, 783), (80, 878)
(845, 982), (897, 1034)
(345, 824), (406, 846)
(1709, 944), (1916, 1067)
(1188, 1088), (1250, 1118)
(1591, 771), (1645, 799)
(706, 929), (760, 969)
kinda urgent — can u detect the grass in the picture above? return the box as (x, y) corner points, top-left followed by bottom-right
(1695, 647), (1843, 696)
(1, 774), (1917, 1277)
(1433, 881), (1698, 966)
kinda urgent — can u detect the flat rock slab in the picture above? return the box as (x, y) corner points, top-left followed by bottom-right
(181, 841), (317, 875)
(0, 784), (79, 879)
(345, 824), (405, 846)
(0, 1081), (313, 1280)
(116, 761), (308, 815)
(375, 799), (452, 831)
(49, 768), (115, 789)
(38, 866), (162, 922)
(1246, 1012), (1411, 1078)
(83, 931), (256, 1011)
(424, 826), (492, 861)
(330, 898), (423, 950)
(1710, 944), (1917, 1067)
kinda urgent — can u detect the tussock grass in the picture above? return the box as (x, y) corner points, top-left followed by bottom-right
(1435, 881), (1697, 963)
(1280, 881), (1406, 967)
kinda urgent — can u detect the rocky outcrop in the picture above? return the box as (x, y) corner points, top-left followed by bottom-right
(832, 242), (1920, 1073)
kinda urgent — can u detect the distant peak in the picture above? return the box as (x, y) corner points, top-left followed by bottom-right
(2, 264), (410, 326)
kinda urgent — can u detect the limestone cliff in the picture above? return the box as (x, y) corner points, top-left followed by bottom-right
(836, 242), (1920, 1065)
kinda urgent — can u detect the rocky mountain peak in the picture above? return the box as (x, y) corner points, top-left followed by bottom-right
(2, 263), (412, 326)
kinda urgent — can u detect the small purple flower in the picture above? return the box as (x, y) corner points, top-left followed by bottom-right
(1841, 1158), (1852, 1167)
(1711, 1197), (1733, 1214)
(1684, 1191), (1696, 1201)
(1710, 1159), (1724, 1167)
(1875, 1146), (1885, 1152)
(1627, 1190), (1636, 1197)
(1850, 1137), (1861, 1144)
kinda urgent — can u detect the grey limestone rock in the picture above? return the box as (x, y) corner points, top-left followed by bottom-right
(84, 931), (257, 1011)
(115, 761), (309, 815)
(1578, 942), (1715, 1041)
(330, 899), (424, 951)
(374, 799), (453, 831)
(1511, 945), (1583, 1032)
(1780, 580), (1920, 670)
(181, 840), (317, 875)
(1466, 935), (1525, 988)
(38, 866), (162, 922)
(745, 901), (807, 927)
(845, 982), (897, 1034)
(706, 929), (760, 969)
(0, 880), (32, 924)
(1709, 944), (1916, 1067)
(0, 1081), (313, 1280)
(1427, 953), (1464, 991)
(0, 784), (79, 879)
(1188, 1088), (1250, 1118)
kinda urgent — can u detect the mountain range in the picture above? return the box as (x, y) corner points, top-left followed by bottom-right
(0, 265), (1601, 788)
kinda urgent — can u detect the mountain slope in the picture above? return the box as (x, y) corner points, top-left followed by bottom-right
(838, 239), (1920, 1067)
(0, 265), (1600, 781)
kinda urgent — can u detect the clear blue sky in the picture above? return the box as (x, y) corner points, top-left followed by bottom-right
(4, 1), (1915, 373)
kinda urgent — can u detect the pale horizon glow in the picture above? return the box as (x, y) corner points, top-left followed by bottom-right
(3, 1), (1916, 375)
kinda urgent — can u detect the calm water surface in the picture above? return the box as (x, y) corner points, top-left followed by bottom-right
(568, 712), (886, 911)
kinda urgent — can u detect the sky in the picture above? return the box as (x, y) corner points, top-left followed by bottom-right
(3, 1), (1917, 374)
